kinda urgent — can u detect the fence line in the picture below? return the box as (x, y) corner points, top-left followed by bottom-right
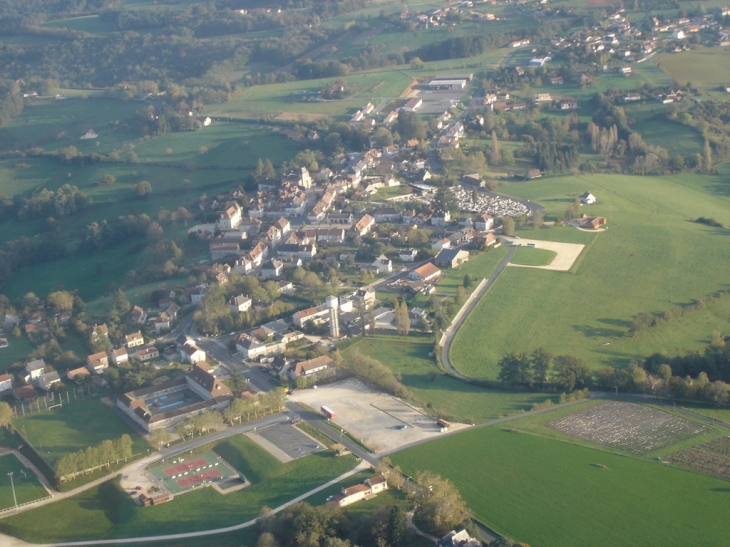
(0, 496), (52, 514)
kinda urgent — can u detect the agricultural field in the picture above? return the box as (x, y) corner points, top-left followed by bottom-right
(546, 401), (711, 455)
(343, 333), (558, 424)
(510, 247), (556, 266)
(653, 48), (730, 95)
(391, 405), (730, 547)
(681, 405), (730, 424)
(632, 118), (704, 157)
(668, 435), (730, 480)
(450, 173), (730, 379)
(0, 435), (357, 543)
(0, 455), (49, 511)
(12, 397), (147, 466)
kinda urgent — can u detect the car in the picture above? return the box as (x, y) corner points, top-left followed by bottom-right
(397, 424), (408, 430)
(514, 235), (521, 239)
(326, 495), (335, 502)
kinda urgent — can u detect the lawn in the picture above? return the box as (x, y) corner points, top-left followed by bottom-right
(12, 397), (147, 466)
(450, 173), (730, 379)
(632, 118), (704, 156)
(344, 333), (558, 424)
(436, 245), (509, 294)
(0, 455), (49, 511)
(391, 418), (730, 547)
(681, 405), (730, 425)
(510, 247), (556, 266)
(0, 436), (357, 543)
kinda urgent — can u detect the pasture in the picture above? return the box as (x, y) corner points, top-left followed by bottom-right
(632, 118), (704, 156)
(450, 173), (730, 379)
(12, 397), (146, 466)
(391, 411), (730, 547)
(0, 455), (48, 511)
(343, 333), (559, 424)
(510, 247), (556, 266)
(0, 436), (357, 543)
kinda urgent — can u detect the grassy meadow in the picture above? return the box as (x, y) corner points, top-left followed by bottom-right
(0, 435), (357, 543)
(391, 406), (730, 547)
(510, 247), (556, 266)
(653, 48), (730, 94)
(450, 173), (730, 379)
(343, 333), (558, 424)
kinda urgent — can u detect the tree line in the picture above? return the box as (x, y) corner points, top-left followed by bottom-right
(498, 348), (591, 392)
(55, 434), (133, 480)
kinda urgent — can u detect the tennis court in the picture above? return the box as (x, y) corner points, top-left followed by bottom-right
(147, 451), (239, 495)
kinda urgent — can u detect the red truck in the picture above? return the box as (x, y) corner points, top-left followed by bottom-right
(321, 405), (336, 419)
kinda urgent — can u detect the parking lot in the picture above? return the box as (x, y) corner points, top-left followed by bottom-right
(290, 379), (468, 453)
(247, 422), (324, 463)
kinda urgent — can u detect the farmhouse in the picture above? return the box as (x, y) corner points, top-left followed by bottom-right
(333, 475), (388, 507)
(578, 214), (607, 229)
(580, 191), (596, 205)
(409, 262), (442, 282)
(290, 356), (335, 380)
(117, 362), (233, 432)
(435, 249), (470, 268)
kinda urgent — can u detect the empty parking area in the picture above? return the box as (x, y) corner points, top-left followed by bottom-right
(248, 422), (324, 463)
(290, 379), (468, 453)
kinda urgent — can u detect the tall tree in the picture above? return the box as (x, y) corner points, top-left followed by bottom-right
(703, 139), (712, 172)
(497, 352), (531, 385)
(490, 130), (501, 165)
(412, 471), (469, 535)
(501, 216), (515, 236)
(532, 210), (544, 230)
(531, 347), (553, 389)
(0, 402), (13, 428)
(553, 355), (590, 391)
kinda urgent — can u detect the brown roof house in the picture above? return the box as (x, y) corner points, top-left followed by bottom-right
(333, 475), (388, 507)
(117, 362), (233, 432)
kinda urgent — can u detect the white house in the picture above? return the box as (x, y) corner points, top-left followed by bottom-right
(25, 359), (46, 381)
(409, 262), (442, 282)
(228, 294), (252, 314)
(180, 340), (206, 364)
(39, 371), (61, 391)
(371, 254), (393, 274)
(474, 213), (494, 231)
(580, 191), (596, 205)
(0, 374), (13, 393)
(112, 347), (129, 366)
(399, 248), (418, 262)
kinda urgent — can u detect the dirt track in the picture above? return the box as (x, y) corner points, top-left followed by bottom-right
(506, 239), (585, 272)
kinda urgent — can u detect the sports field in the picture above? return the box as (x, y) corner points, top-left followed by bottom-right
(147, 452), (238, 495)
(12, 397), (146, 465)
(391, 407), (730, 547)
(450, 173), (730, 379)
(0, 455), (48, 511)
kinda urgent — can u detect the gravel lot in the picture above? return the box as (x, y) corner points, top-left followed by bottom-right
(290, 379), (467, 453)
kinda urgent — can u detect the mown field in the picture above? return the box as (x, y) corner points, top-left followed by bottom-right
(343, 333), (558, 424)
(12, 397), (147, 466)
(653, 48), (730, 93)
(510, 247), (556, 266)
(392, 406), (730, 547)
(0, 435), (357, 543)
(450, 173), (730, 379)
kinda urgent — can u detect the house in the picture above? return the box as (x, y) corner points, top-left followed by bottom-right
(353, 287), (376, 307)
(673, 29), (685, 39)
(438, 529), (481, 547)
(579, 215), (607, 229)
(373, 208), (402, 223)
(431, 238), (451, 251)
(401, 98), (423, 112)
(235, 334), (267, 359)
(580, 191), (596, 205)
(67, 367), (90, 381)
(126, 331), (144, 348)
(370, 255), (392, 274)
(155, 312), (171, 334)
(431, 210), (451, 227)
(525, 169), (542, 180)
(39, 371), (61, 391)
(435, 249), (470, 269)
(25, 359), (46, 381)
(0, 374), (13, 393)
(87, 352), (110, 374)
(180, 340), (206, 364)
(262, 259), (284, 279)
(333, 475), (388, 507)
(293, 306), (330, 328)
(409, 262), (442, 282)
(112, 347), (129, 366)
(13, 386), (38, 402)
(352, 214), (376, 236)
(130, 306), (147, 324)
(317, 228), (346, 244)
(0, 338), (7, 349)
(1, 314), (20, 330)
(228, 294), (252, 314)
(399, 248), (418, 262)
(134, 346), (160, 362)
(550, 77), (564, 85)
(624, 92), (641, 101)
(474, 213), (494, 231)
(290, 356), (335, 379)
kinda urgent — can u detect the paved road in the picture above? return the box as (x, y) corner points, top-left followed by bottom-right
(440, 245), (515, 379)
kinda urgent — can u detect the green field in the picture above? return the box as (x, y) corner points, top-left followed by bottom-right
(450, 173), (730, 379)
(0, 455), (49, 511)
(436, 245), (509, 294)
(632, 118), (704, 156)
(13, 397), (147, 465)
(510, 247), (556, 266)
(344, 333), (558, 423)
(653, 48), (730, 92)
(0, 435), (357, 543)
(680, 405), (730, 425)
(392, 410), (730, 547)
